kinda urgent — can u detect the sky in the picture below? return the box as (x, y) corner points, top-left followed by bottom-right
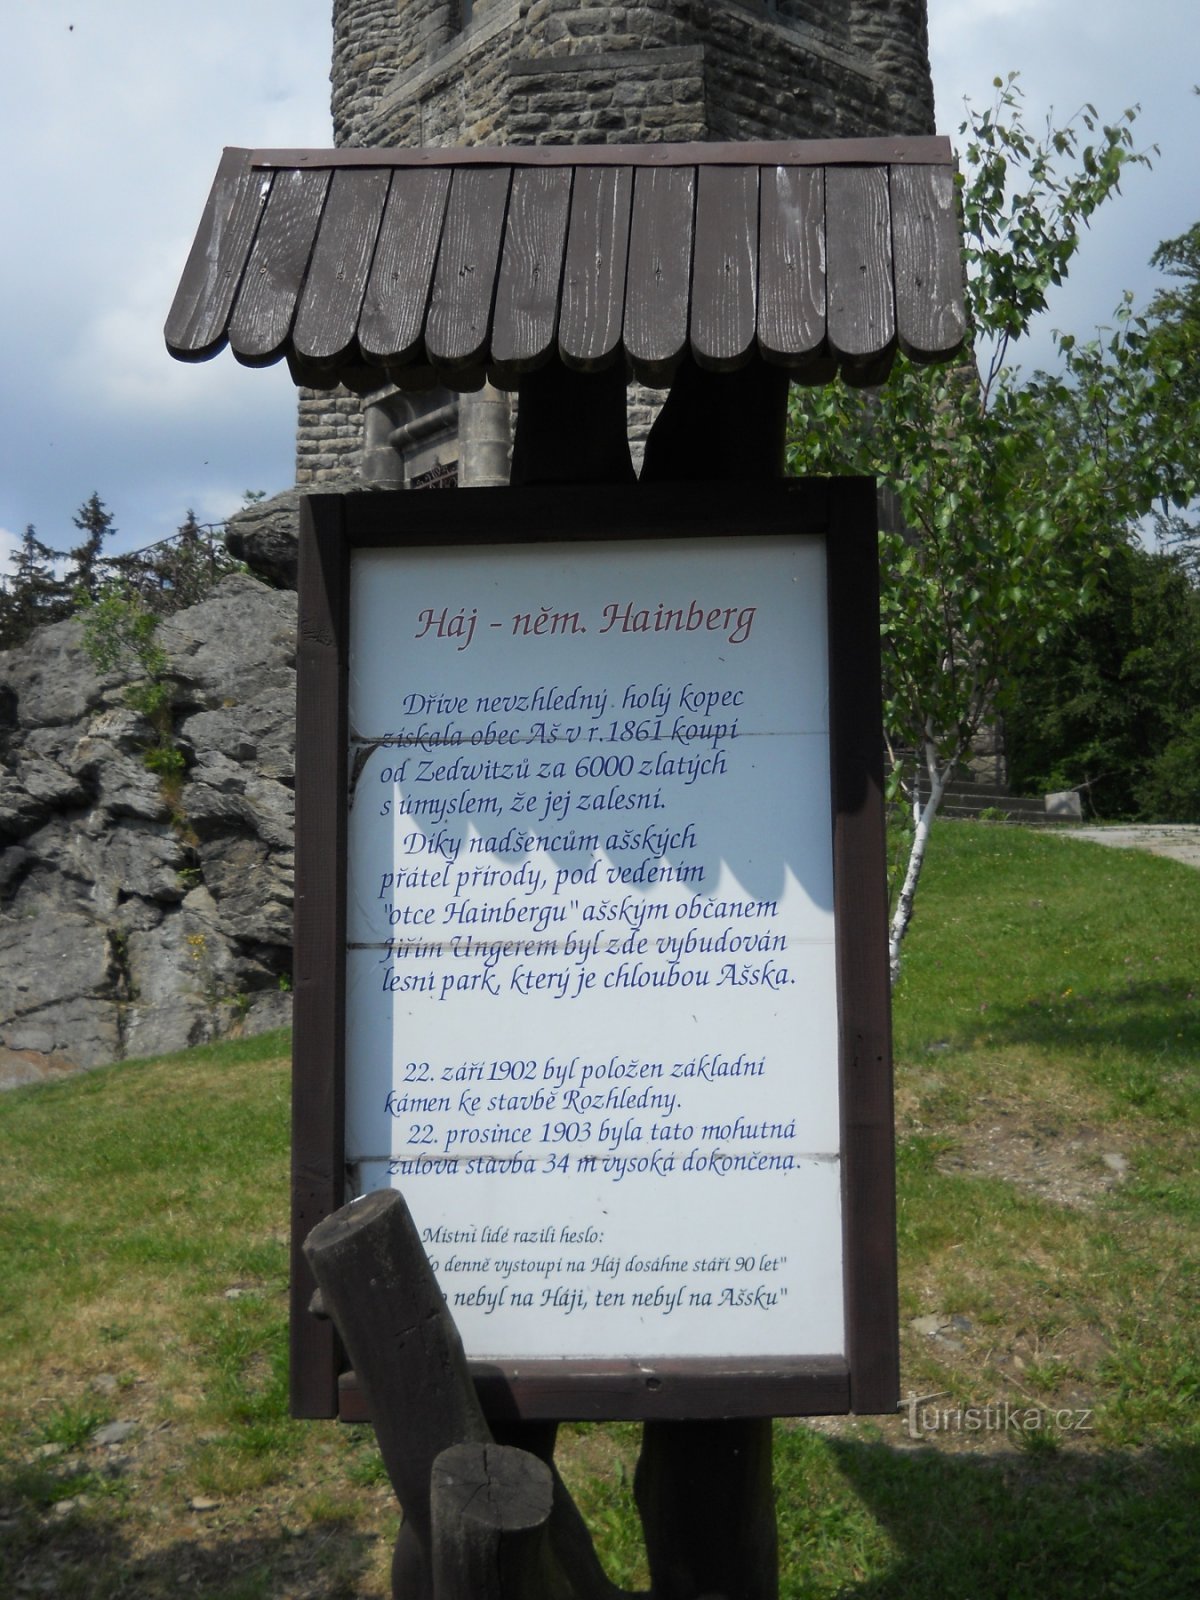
(1, 0), (1195, 568)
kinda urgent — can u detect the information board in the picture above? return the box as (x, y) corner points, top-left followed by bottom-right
(291, 482), (896, 1422)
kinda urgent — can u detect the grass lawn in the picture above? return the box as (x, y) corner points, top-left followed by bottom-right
(1, 822), (1196, 1597)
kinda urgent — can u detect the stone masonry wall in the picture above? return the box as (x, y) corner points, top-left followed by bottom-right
(295, 388), (369, 488)
(328, 0), (935, 152)
(506, 47), (709, 144)
(849, 0), (935, 132)
(370, 0), (520, 146)
(302, 387), (662, 491)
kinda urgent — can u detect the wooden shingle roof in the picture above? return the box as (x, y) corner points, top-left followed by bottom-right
(165, 138), (966, 394)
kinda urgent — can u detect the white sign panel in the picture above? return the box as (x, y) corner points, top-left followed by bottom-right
(344, 534), (843, 1362)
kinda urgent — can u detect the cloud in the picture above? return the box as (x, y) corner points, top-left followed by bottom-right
(0, 0), (329, 554)
(927, 0), (1199, 375)
(0, 527), (23, 576)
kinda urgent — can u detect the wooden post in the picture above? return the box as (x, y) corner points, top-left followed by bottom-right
(303, 1189), (491, 1600)
(305, 1188), (783, 1600)
(635, 1419), (779, 1600)
(489, 1421), (624, 1600)
(431, 1443), (558, 1600)
(511, 359), (635, 486)
(640, 353), (791, 482)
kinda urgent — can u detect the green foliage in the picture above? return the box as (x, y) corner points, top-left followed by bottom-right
(40, 1401), (113, 1453)
(787, 77), (1190, 973)
(1136, 708), (1200, 820)
(80, 583), (168, 682)
(142, 743), (187, 778)
(1142, 216), (1200, 570)
(956, 76), (1150, 357)
(79, 584), (185, 785)
(0, 490), (117, 649)
(1003, 544), (1200, 819)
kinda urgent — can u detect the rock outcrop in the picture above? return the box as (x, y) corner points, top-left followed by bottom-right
(0, 573), (297, 1084)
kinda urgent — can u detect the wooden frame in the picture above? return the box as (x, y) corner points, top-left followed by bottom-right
(249, 135), (954, 170)
(291, 479), (896, 1422)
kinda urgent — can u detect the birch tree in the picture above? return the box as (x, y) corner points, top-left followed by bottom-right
(787, 78), (1187, 982)
(1141, 217), (1200, 573)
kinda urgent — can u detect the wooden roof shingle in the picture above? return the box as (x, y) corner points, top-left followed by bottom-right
(165, 138), (966, 394)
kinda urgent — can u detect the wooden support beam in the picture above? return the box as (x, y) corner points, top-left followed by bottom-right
(635, 1419), (779, 1600)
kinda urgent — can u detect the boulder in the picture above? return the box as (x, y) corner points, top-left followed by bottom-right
(223, 489), (303, 590)
(222, 476), (364, 591)
(224, 480), (376, 601)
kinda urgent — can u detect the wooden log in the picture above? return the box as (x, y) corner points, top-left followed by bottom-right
(490, 1422), (624, 1600)
(431, 1442), (559, 1600)
(302, 1189), (491, 1600)
(634, 1419), (778, 1600)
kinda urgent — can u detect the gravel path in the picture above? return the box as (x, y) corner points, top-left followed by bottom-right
(1057, 823), (1200, 870)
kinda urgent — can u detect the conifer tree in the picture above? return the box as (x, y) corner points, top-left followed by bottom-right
(0, 525), (69, 648)
(68, 492), (116, 601)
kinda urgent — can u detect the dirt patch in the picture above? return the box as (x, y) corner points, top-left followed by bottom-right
(934, 1108), (1128, 1210)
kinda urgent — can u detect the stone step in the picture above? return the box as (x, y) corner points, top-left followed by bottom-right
(937, 786), (1065, 823)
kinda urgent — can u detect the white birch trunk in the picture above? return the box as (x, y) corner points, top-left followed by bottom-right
(888, 735), (956, 986)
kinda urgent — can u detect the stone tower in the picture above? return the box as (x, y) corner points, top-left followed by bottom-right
(295, 0), (936, 490)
